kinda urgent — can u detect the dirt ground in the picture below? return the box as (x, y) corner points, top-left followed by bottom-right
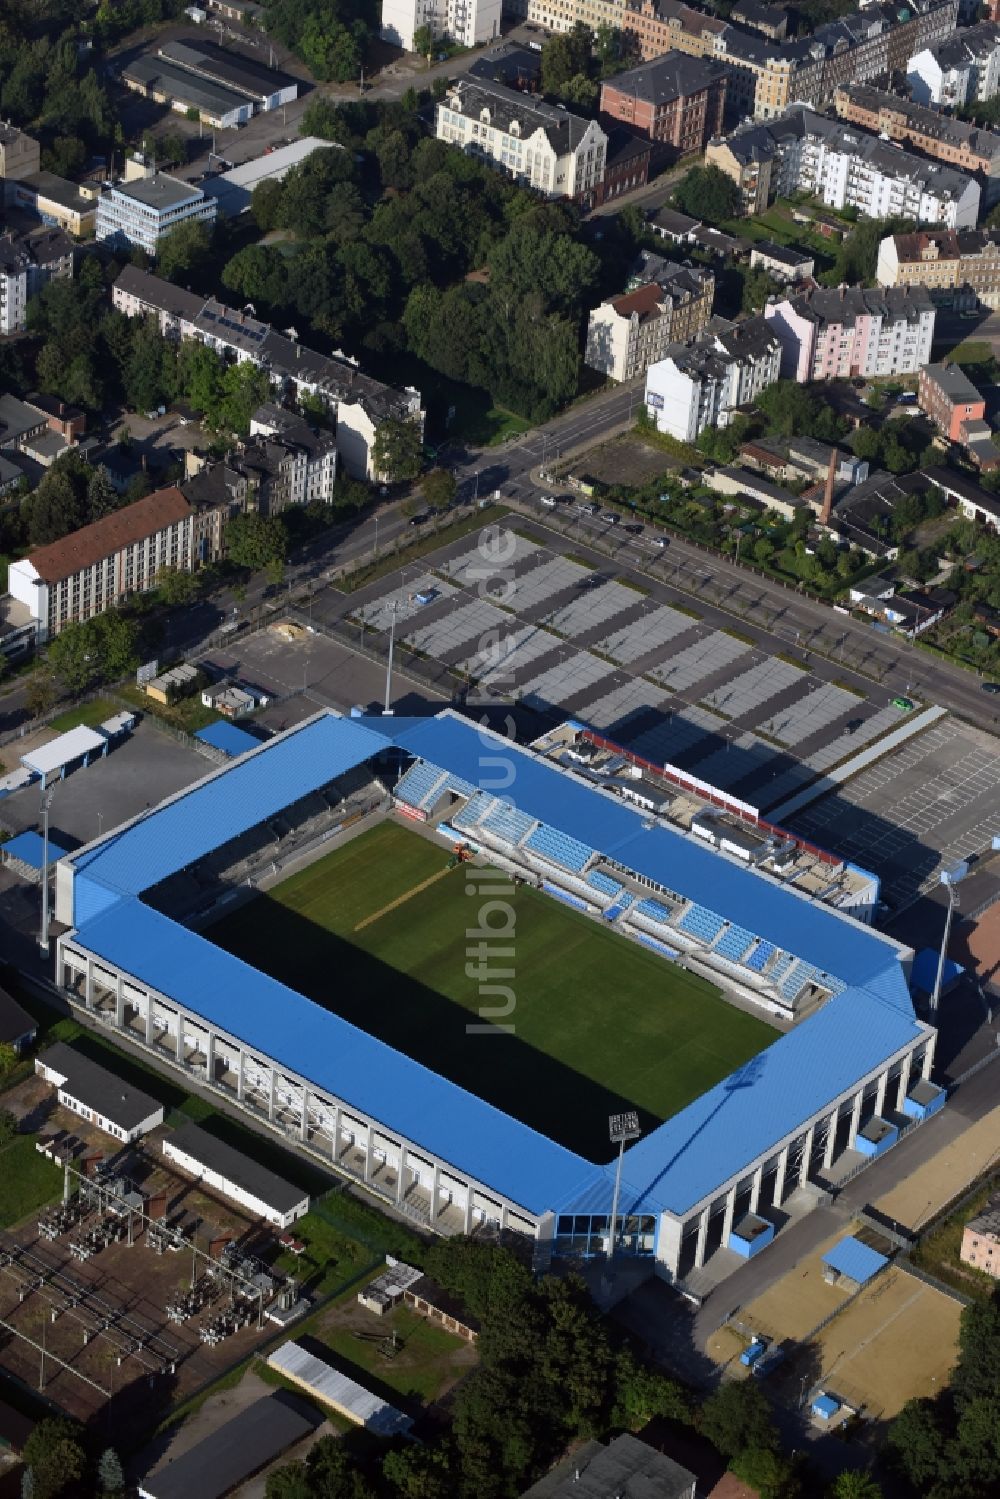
(873, 1104), (1000, 1232)
(705, 1227), (867, 1369)
(793, 1266), (961, 1420)
(570, 435), (681, 490)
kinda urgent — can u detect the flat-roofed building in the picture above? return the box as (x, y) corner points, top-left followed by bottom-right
(162, 1122), (309, 1228)
(0, 122), (40, 182)
(7, 485), (194, 640)
(749, 240), (815, 284)
(96, 169), (217, 257)
(5, 172), (99, 236)
(35, 1042), (164, 1142)
(157, 38), (298, 111)
(138, 1394), (319, 1499)
(121, 54), (254, 128)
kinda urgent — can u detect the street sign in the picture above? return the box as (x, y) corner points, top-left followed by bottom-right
(136, 659), (159, 686)
(609, 1110), (641, 1144)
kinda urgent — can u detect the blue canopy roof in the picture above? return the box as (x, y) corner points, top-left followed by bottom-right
(195, 721), (263, 758)
(822, 1235), (889, 1285)
(911, 947), (963, 997)
(3, 830), (70, 870)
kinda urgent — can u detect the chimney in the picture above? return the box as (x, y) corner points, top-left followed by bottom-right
(820, 445), (837, 527)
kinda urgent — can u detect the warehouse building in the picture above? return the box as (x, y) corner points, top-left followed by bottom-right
(200, 137), (338, 216)
(121, 55), (254, 129)
(50, 709), (937, 1285)
(138, 1392), (319, 1499)
(158, 38), (298, 112)
(162, 1121), (310, 1228)
(35, 1042), (164, 1142)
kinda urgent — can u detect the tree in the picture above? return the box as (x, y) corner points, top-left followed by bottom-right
(700, 1380), (780, 1460)
(155, 567), (199, 606)
(541, 21), (592, 95)
(831, 1471), (883, 1499)
(25, 672), (57, 720)
(224, 512), (288, 572)
(46, 613), (139, 695)
(265, 1464), (312, 1499)
(0, 1107), (17, 1145)
(87, 466), (120, 523)
(756, 381), (822, 440)
(742, 266), (780, 313)
(373, 416), (423, 483)
(216, 362), (272, 436)
(21, 1419), (86, 1499)
(673, 165), (741, 223)
(421, 467), (457, 511)
(157, 218), (213, 283)
(851, 425), (883, 463)
(952, 1294), (1000, 1410)
(0, 1043), (18, 1079)
(251, 177), (285, 232)
(730, 1446), (800, 1499)
(413, 22), (434, 58)
(886, 1397), (948, 1491)
(97, 1448), (125, 1495)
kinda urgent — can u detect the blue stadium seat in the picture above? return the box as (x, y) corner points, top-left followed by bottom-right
(634, 898), (672, 925)
(714, 925), (755, 963)
(587, 871), (624, 901)
(480, 802), (537, 847)
(779, 961), (817, 1001)
(677, 904), (726, 944)
(768, 952), (796, 984)
(452, 792), (496, 831)
(394, 760), (447, 810)
(524, 824), (594, 873)
(618, 891), (633, 911)
(743, 940), (775, 974)
(441, 773), (477, 800)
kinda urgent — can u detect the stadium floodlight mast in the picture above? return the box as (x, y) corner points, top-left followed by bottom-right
(930, 860), (969, 1019)
(383, 600), (399, 716)
(607, 1110), (642, 1263)
(38, 784), (55, 957)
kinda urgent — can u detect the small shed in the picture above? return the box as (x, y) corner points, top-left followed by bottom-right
(195, 721), (262, 759)
(2, 829), (71, 883)
(403, 1274), (480, 1342)
(821, 1236), (888, 1292)
(910, 947), (963, 999)
(902, 1076), (946, 1121)
(728, 1213), (775, 1259)
(266, 1340), (413, 1436)
(811, 1393), (840, 1422)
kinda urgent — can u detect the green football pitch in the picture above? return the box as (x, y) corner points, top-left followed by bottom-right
(210, 821), (776, 1160)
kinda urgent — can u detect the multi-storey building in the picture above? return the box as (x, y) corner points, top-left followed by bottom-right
(381, 0), (500, 50)
(598, 52), (727, 153)
(112, 267), (423, 481)
(643, 314), (781, 441)
(96, 161), (217, 258)
(436, 80), (607, 205)
(0, 227), (73, 335)
(0, 122), (40, 183)
(835, 84), (1000, 208)
(876, 227), (1000, 308)
(764, 285), (936, 383)
(908, 21), (1000, 108)
(961, 1203), (1000, 1280)
(585, 263), (714, 382)
(730, 0), (786, 40)
(7, 487), (194, 641)
(918, 361), (986, 441)
(707, 107), (981, 228)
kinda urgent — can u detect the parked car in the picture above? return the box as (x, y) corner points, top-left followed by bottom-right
(981, 681), (1000, 694)
(541, 495), (557, 508)
(409, 512), (430, 527)
(891, 696), (914, 711)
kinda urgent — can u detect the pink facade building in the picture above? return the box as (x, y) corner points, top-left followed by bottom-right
(763, 284), (935, 383)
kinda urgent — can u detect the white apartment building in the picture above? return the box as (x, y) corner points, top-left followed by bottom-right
(111, 266), (423, 481)
(436, 79), (607, 203)
(96, 160), (217, 258)
(381, 0), (499, 51)
(585, 265), (714, 383)
(644, 315), (782, 443)
(0, 227), (73, 335)
(8, 486), (194, 641)
(247, 404), (338, 508)
(908, 21), (1000, 107)
(764, 285), (936, 383)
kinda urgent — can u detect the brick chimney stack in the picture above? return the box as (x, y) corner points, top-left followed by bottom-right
(820, 446), (837, 527)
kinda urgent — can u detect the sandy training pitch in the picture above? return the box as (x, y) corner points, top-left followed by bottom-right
(873, 1104), (1000, 1232)
(801, 1266), (961, 1419)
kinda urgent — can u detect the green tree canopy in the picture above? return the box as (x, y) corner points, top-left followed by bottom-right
(673, 165), (741, 224)
(224, 512), (288, 572)
(46, 612), (139, 695)
(373, 416), (423, 483)
(700, 1379), (780, 1460)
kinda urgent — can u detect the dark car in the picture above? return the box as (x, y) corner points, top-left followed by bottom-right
(982, 681), (1000, 694)
(409, 512), (430, 527)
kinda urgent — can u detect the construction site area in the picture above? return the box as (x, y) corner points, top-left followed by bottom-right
(0, 1074), (310, 1427)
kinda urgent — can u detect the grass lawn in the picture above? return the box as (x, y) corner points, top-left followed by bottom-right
(48, 698), (123, 733)
(117, 683), (220, 735)
(271, 1205), (377, 1297)
(911, 1173), (1000, 1303)
(0, 1134), (63, 1227)
(314, 1301), (471, 1407)
(211, 822), (775, 1160)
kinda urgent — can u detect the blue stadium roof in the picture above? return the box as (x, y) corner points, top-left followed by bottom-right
(62, 708), (925, 1222)
(73, 897), (598, 1215)
(195, 721), (263, 758)
(822, 1235), (889, 1286)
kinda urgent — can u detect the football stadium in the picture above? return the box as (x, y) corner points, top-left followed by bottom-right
(52, 709), (942, 1283)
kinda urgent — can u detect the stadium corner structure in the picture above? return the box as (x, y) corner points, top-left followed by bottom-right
(52, 709), (939, 1284)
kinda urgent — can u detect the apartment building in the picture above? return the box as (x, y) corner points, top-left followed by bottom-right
(111, 266), (423, 480)
(835, 84), (1000, 207)
(585, 263), (714, 381)
(961, 1203), (1000, 1279)
(918, 361), (986, 441)
(598, 52), (727, 153)
(876, 227), (1000, 309)
(730, 1), (786, 40)
(381, 0), (500, 51)
(7, 487), (194, 641)
(96, 161), (217, 257)
(0, 122), (40, 182)
(0, 227), (73, 335)
(643, 314), (781, 442)
(764, 284), (936, 382)
(707, 107), (981, 228)
(908, 21), (1000, 107)
(436, 79), (607, 204)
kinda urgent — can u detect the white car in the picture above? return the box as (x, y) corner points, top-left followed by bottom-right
(541, 494), (557, 507)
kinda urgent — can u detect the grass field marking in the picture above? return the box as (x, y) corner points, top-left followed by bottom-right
(354, 864), (456, 932)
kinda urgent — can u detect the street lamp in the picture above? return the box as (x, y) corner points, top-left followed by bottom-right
(607, 1110), (641, 1264)
(39, 785), (55, 957)
(930, 860), (968, 1019)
